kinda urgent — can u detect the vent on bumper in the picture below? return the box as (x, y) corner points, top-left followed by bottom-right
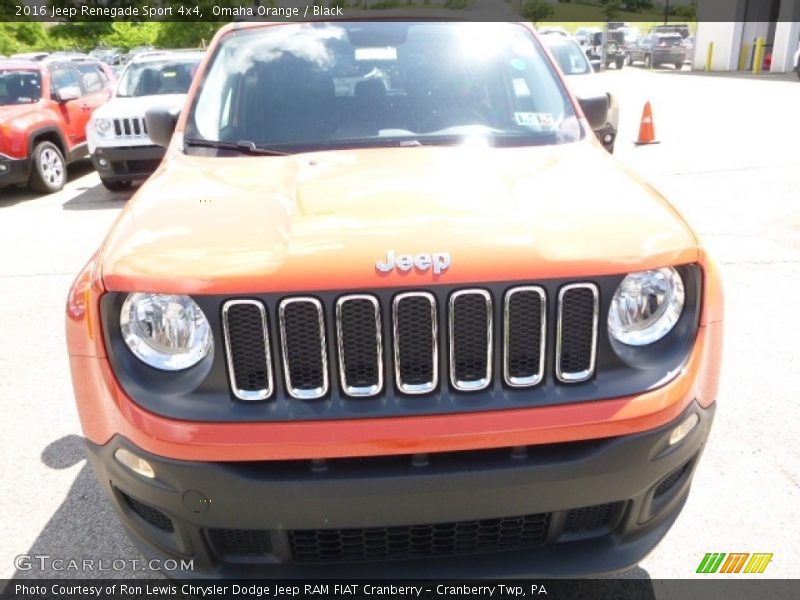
(209, 528), (273, 558)
(222, 283), (600, 402)
(120, 492), (174, 532)
(288, 512), (550, 563)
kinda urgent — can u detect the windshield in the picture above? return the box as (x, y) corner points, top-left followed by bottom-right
(117, 58), (200, 98)
(546, 41), (592, 75)
(185, 22), (582, 152)
(0, 70), (41, 105)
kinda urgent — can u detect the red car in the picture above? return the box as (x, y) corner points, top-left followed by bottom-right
(0, 58), (114, 193)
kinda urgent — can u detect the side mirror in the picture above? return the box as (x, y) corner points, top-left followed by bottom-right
(56, 86), (80, 102)
(576, 93), (609, 130)
(145, 105), (181, 147)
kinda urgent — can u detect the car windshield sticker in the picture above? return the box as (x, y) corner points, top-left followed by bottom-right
(355, 47), (397, 61)
(514, 112), (555, 129)
(512, 78), (531, 97)
(510, 58), (527, 71)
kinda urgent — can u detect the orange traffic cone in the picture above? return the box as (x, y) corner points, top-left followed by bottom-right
(635, 101), (659, 145)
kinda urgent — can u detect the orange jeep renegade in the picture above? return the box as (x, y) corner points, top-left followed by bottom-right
(66, 21), (723, 577)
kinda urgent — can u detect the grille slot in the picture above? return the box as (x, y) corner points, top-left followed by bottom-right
(120, 492), (174, 532)
(209, 529), (273, 557)
(222, 300), (273, 401)
(279, 297), (328, 399)
(556, 284), (599, 383)
(504, 286), (546, 387)
(336, 295), (383, 397)
(289, 512), (550, 563)
(392, 292), (438, 394)
(563, 502), (621, 533)
(449, 289), (492, 391)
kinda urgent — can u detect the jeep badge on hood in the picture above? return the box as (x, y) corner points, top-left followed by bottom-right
(375, 250), (451, 274)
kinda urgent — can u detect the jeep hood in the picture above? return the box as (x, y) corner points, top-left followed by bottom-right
(101, 143), (698, 294)
(94, 94), (187, 119)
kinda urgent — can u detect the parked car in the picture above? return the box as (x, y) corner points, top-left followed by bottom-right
(67, 20), (722, 578)
(574, 27), (601, 46)
(651, 24), (691, 40)
(0, 59), (114, 193)
(9, 52), (49, 61)
(90, 47), (123, 66)
(86, 50), (204, 191)
(585, 30), (626, 70)
(537, 26), (570, 38)
(626, 33), (687, 69)
(543, 36), (619, 152)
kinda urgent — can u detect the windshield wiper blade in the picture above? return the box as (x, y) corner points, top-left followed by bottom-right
(184, 138), (292, 156)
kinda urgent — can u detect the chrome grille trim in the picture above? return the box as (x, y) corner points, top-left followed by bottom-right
(392, 292), (438, 395)
(555, 283), (599, 383)
(221, 299), (274, 401)
(112, 116), (148, 139)
(278, 297), (329, 399)
(503, 286), (546, 388)
(449, 289), (493, 391)
(335, 294), (383, 398)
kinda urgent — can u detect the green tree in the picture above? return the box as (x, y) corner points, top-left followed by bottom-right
(521, 0), (555, 23)
(603, 0), (622, 20)
(0, 23), (51, 54)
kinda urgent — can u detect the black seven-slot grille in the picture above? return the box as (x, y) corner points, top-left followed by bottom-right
(221, 284), (599, 401)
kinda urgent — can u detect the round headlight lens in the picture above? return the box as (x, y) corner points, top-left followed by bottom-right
(608, 267), (685, 346)
(120, 293), (212, 370)
(95, 118), (112, 136)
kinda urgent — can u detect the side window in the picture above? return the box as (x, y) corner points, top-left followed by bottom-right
(49, 67), (83, 98)
(76, 64), (105, 94)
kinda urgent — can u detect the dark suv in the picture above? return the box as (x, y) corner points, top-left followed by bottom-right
(0, 59), (113, 193)
(626, 34), (687, 69)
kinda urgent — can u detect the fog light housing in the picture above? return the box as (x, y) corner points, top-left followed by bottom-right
(97, 157), (109, 167)
(0, 163), (9, 174)
(114, 448), (155, 479)
(603, 134), (613, 143)
(669, 413), (699, 446)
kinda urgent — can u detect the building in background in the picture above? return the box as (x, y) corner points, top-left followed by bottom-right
(694, 0), (800, 72)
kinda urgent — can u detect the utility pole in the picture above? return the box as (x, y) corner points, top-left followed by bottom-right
(664, 0), (670, 25)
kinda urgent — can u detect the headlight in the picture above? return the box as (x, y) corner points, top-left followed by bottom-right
(120, 293), (212, 370)
(608, 267), (685, 346)
(94, 118), (112, 136)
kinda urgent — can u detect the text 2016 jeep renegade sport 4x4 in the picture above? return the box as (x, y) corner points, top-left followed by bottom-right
(67, 21), (723, 578)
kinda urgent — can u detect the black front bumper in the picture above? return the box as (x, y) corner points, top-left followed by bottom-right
(85, 401), (714, 578)
(0, 155), (31, 187)
(91, 145), (164, 182)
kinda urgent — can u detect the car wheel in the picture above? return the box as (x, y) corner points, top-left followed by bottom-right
(796, 65), (800, 80)
(674, 62), (683, 70)
(615, 58), (625, 70)
(644, 54), (652, 69)
(29, 141), (66, 194)
(101, 179), (133, 192)
(626, 53), (633, 66)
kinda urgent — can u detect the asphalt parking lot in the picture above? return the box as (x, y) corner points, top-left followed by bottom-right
(1, 66), (798, 580)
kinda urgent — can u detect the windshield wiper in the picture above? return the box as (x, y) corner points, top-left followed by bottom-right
(184, 138), (292, 156)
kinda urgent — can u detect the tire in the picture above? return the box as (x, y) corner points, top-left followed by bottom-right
(615, 58), (625, 70)
(795, 65), (800, 80)
(674, 62), (683, 70)
(626, 52), (633, 66)
(644, 54), (652, 69)
(101, 179), (133, 192)
(28, 141), (66, 194)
